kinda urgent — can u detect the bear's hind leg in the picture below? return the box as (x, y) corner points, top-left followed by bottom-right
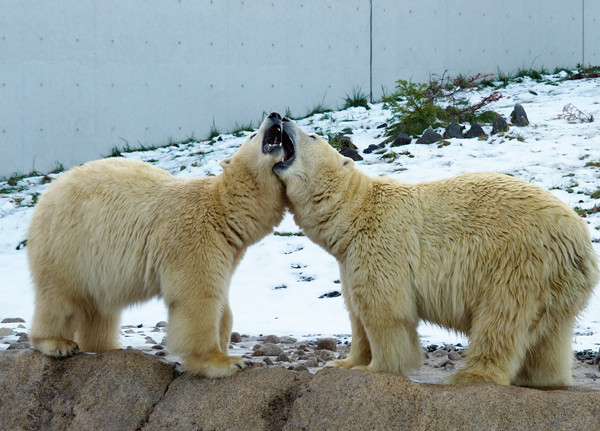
(449, 311), (530, 386)
(30, 290), (81, 357)
(326, 308), (371, 369)
(512, 316), (575, 388)
(76, 306), (121, 353)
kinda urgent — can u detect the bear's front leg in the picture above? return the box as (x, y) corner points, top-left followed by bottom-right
(165, 280), (251, 378)
(352, 286), (423, 375)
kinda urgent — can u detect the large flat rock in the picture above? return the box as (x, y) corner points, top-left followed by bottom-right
(1, 349), (599, 430)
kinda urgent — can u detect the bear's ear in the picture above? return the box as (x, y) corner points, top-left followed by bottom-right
(342, 157), (354, 169)
(220, 157), (232, 170)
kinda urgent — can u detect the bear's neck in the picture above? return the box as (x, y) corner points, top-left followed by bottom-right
(288, 168), (367, 259)
(215, 167), (287, 249)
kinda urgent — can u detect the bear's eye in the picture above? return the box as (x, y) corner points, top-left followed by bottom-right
(249, 132), (257, 139)
(310, 134), (317, 140)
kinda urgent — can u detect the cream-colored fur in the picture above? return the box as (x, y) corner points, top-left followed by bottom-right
(274, 121), (599, 388)
(28, 116), (288, 378)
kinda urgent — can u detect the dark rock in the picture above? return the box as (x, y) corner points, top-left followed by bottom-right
(376, 123), (388, 129)
(230, 332), (242, 343)
(263, 357), (274, 366)
(511, 103), (530, 126)
(338, 147), (363, 161)
(464, 123), (486, 138)
(363, 143), (385, 154)
(390, 132), (412, 147)
(263, 334), (280, 344)
(316, 338), (337, 352)
(155, 320), (167, 328)
(491, 116), (509, 134)
(319, 290), (341, 299)
(416, 126), (442, 144)
(293, 364), (310, 372)
(276, 353), (290, 362)
(1, 318), (24, 323)
(443, 122), (464, 138)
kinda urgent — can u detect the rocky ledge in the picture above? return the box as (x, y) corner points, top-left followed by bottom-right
(1, 349), (600, 431)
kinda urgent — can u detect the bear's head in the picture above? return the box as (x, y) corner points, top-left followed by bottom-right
(271, 119), (355, 203)
(219, 112), (293, 193)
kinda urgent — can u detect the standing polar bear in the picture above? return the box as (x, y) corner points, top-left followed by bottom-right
(28, 113), (292, 378)
(273, 118), (599, 388)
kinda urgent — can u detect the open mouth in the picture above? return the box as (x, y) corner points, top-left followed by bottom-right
(261, 115), (295, 170)
(274, 126), (295, 170)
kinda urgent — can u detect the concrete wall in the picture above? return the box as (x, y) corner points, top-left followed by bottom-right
(0, 0), (596, 177)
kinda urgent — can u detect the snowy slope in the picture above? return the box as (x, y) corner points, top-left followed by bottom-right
(1, 74), (599, 352)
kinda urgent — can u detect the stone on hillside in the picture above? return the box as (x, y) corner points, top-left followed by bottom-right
(511, 103), (529, 126)
(443, 122), (464, 138)
(416, 126), (442, 144)
(339, 147), (363, 161)
(491, 116), (509, 134)
(391, 132), (412, 147)
(464, 123), (486, 138)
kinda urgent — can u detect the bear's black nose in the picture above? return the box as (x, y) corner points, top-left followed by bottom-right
(268, 112), (282, 120)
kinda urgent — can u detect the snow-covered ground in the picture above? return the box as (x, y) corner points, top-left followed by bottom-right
(1, 74), (599, 353)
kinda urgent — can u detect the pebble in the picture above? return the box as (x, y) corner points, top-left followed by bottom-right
(155, 321), (167, 328)
(263, 357), (274, 366)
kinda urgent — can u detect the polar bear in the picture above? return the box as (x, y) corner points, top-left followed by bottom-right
(273, 118), (599, 388)
(28, 112), (292, 378)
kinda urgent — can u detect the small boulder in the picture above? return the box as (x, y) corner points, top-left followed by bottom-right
(511, 103), (529, 126)
(491, 116), (509, 134)
(1, 318), (25, 324)
(338, 147), (363, 161)
(416, 126), (442, 144)
(230, 332), (242, 343)
(443, 122), (464, 139)
(464, 123), (486, 138)
(263, 334), (280, 344)
(257, 343), (283, 357)
(363, 143), (385, 154)
(390, 132), (412, 147)
(317, 338), (337, 352)
(276, 353), (290, 362)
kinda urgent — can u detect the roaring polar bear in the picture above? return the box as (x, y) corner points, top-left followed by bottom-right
(28, 112), (292, 378)
(272, 117), (598, 388)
